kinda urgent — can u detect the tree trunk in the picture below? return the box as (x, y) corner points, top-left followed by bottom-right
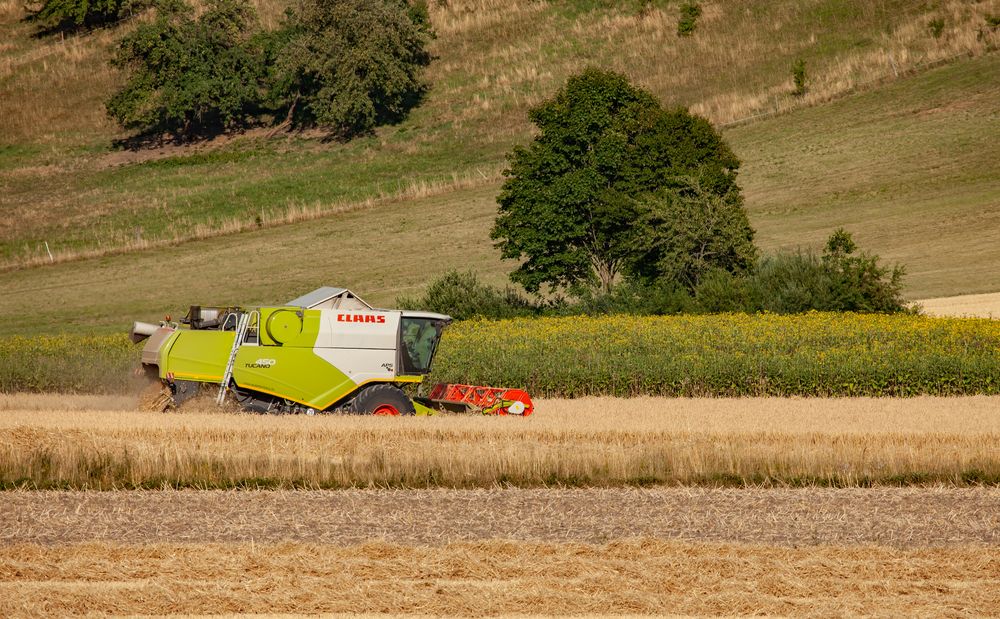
(592, 256), (617, 294)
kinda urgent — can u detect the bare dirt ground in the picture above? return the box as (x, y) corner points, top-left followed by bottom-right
(918, 292), (1000, 318)
(2, 487), (998, 548)
(2, 539), (998, 617)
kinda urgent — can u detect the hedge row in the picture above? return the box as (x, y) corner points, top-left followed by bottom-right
(2, 313), (999, 397)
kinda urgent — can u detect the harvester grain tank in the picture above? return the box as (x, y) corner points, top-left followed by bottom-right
(131, 287), (533, 416)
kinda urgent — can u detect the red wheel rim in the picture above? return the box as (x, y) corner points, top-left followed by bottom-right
(372, 404), (400, 416)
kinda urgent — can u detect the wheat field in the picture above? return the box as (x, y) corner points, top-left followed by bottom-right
(2, 395), (999, 488)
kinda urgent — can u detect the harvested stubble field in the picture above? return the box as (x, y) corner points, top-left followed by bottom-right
(920, 291), (1000, 319)
(2, 394), (1000, 488)
(1, 539), (999, 617)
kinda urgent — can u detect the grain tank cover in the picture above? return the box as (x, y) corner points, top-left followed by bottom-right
(286, 287), (371, 310)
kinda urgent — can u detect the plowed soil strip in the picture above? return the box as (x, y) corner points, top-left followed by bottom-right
(3, 487), (998, 547)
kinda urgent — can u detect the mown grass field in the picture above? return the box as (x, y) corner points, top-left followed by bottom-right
(3, 394), (999, 489)
(5, 487), (998, 546)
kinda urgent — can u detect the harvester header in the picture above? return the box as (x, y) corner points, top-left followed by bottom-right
(131, 287), (533, 416)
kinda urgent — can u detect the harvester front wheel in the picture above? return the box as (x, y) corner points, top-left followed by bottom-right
(350, 384), (416, 416)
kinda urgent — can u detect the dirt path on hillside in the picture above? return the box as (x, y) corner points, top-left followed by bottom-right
(3, 487), (998, 548)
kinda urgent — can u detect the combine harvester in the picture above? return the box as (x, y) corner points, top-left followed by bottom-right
(130, 287), (532, 416)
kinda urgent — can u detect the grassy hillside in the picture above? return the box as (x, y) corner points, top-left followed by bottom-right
(739, 53), (1000, 298)
(1, 0), (999, 334)
(2, 52), (998, 335)
(1, 0), (996, 265)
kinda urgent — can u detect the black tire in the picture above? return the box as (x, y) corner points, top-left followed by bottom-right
(349, 384), (416, 416)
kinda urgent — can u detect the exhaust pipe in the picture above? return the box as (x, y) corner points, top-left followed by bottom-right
(130, 321), (159, 344)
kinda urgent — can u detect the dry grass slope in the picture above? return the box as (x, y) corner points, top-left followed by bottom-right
(1, 0), (997, 267)
(4, 0), (995, 144)
(1, 540), (998, 617)
(2, 396), (999, 488)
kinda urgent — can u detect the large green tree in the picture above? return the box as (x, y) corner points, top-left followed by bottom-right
(491, 68), (743, 293)
(273, 0), (432, 137)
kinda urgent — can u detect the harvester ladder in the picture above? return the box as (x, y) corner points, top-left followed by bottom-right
(217, 312), (251, 406)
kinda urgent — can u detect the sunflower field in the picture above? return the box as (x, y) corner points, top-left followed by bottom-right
(0, 334), (136, 393)
(431, 313), (1000, 397)
(1, 313), (998, 396)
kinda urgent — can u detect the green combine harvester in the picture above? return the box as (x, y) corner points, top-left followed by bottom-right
(130, 287), (533, 416)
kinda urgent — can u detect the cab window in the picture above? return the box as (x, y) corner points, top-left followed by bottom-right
(398, 317), (443, 375)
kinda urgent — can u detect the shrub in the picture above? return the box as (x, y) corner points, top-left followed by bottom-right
(820, 228), (906, 312)
(566, 280), (696, 316)
(791, 58), (807, 96)
(697, 229), (908, 314)
(106, 0), (267, 137)
(693, 268), (751, 313)
(743, 251), (837, 313)
(397, 270), (539, 320)
(928, 17), (945, 38)
(677, 1), (700, 36)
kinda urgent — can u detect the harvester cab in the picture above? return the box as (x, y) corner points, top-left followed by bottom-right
(130, 287), (533, 417)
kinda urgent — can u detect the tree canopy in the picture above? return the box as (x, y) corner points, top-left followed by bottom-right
(631, 177), (757, 291)
(273, 0), (432, 137)
(106, 0), (266, 136)
(29, 0), (135, 33)
(491, 68), (744, 294)
(105, 0), (431, 140)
